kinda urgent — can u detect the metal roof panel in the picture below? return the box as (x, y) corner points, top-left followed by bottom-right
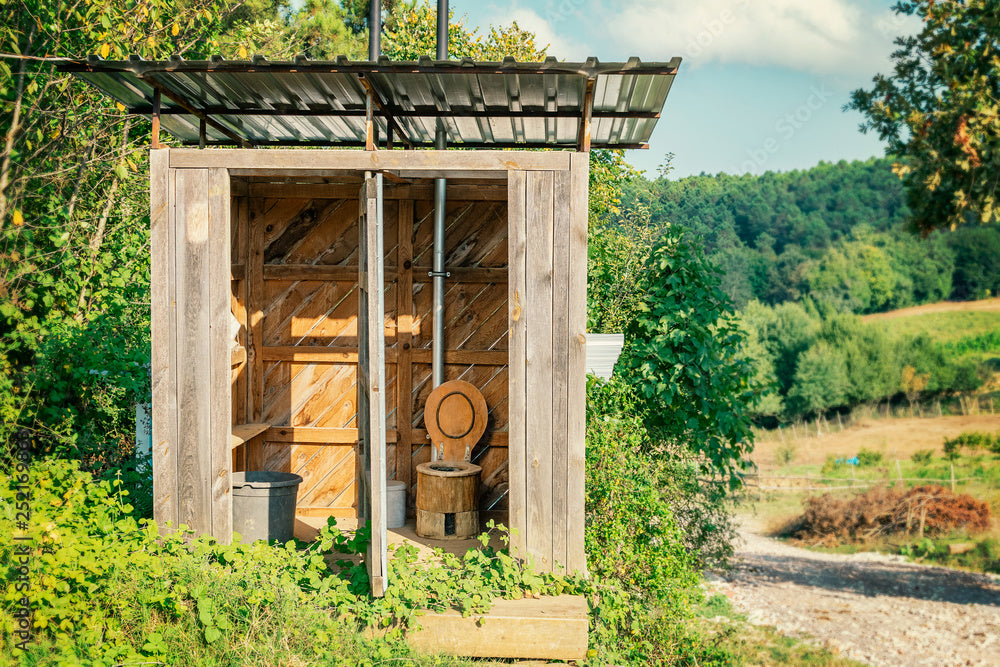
(60, 57), (680, 150)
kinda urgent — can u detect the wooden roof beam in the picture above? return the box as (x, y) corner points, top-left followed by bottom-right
(139, 75), (253, 148)
(358, 75), (414, 149)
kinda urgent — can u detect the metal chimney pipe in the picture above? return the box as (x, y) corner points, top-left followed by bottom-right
(431, 0), (448, 388)
(436, 0), (448, 60)
(369, 0), (381, 61)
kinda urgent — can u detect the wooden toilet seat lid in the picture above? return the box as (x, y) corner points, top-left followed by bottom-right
(424, 380), (488, 460)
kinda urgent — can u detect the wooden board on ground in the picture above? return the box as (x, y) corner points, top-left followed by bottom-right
(405, 595), (588, 661)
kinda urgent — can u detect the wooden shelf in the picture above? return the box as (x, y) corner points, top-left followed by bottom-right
(231, 422), (269, 449)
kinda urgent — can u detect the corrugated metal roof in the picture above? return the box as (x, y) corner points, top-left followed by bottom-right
(59, 56), (680, 150)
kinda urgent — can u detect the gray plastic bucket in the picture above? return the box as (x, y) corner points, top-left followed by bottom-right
(232, 471), (303, 543)
(386, 480), (406, 529)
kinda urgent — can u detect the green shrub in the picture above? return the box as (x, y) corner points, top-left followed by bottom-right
(584, 375), (736, 664)
(943, 430), (1000, 460)
(0, 457), (583, 666)
(1, 303), (152, 508)
(857, 447), (885, 467)
(614, 225), (757, 490)
(911, 448), (935, 465)
(820, 455), (841, 476)
(775, 440), (797, 466)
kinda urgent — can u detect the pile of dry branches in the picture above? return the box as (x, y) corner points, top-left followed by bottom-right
(788, 485), (991, 541)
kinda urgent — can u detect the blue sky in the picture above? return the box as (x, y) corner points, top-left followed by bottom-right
(449, 0), (919, 179)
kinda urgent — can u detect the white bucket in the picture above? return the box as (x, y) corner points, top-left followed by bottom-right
(386, 480), (407, 528)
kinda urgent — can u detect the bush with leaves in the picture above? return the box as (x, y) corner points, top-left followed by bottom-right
(615, 225), (757, 489)
(943, 430), (1000, 460)
(584, 376), (736, 664)
(1, 456), (592, 665)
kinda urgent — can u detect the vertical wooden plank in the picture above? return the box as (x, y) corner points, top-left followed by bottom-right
(551, 168), (571, 570)
(358, 181), (373, 528)
(525, 171), (554, 571)
(233, 195), (248, 428)
(248, 198), (265, 422)
(396, 199), (414, 504)
(367, 174), (387, 596)
(566, 153), (590, 574)
(208, 168), (232, 543)
(150, 149), (177, 528)
(507, 170), (527, 559)
(358, 175), (388, 597)
(174, 168), (212, 534)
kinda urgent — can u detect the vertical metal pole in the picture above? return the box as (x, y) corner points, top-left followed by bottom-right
(369, 0), (381, 61)
(432, 178), (446, 387)
(431, 0), (448, 388)
(436, 0), (448, 60)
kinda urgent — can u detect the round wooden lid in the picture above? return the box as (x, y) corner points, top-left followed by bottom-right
(424, 380), (488, 461)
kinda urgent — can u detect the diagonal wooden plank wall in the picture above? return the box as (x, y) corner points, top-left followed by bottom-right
(232, 180), (510, 519)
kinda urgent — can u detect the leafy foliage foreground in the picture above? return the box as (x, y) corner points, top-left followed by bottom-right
(2, 437), (740, 666)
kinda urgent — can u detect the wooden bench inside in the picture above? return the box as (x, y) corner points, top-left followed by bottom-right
(231, 423), (270, 450)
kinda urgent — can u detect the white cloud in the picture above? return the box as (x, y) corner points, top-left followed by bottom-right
(479, 3), (592, 60)
(609, 0), (919, 75)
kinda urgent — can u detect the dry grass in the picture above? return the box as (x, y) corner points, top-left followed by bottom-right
(861, 297), (1000, 322)
(753, 414), (1000, 469)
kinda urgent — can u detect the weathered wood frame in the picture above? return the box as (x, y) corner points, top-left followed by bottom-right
(151, 148), (587, 575)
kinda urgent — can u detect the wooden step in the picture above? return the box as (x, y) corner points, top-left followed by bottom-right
(406, 594), (587, 661)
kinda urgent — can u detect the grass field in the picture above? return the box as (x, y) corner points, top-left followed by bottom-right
(744, 414), (1000, 573)
(753, 414), (1000, 469)
(862, 297), (1000, 350)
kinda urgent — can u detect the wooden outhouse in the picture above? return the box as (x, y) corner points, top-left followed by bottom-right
(64, 57), (680, 591)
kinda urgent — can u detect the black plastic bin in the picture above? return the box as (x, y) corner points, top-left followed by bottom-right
(231, 471), (303, 543)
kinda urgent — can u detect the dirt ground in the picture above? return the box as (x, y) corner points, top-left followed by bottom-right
(861, 297), (1000, 321)
(711, 517), (1000, 667)
(753, 415), (1000, 469)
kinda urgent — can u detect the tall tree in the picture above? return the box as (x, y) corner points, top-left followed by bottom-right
(847, 0), (1000, 233)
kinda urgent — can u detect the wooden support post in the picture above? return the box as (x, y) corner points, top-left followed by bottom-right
(174, 168), (211, 535)
(396, 199), (414, 508)
(207, 167), (232, 542)
(151, 88), (162, 149)
(525, 170), (554, 572)
(508, 170), (527, 560)
(141, 76), (252, 148)
(896, 460), (903, 485)
(248, 199), (265, 423)
(150, 149), (174, 525)
(552, 168), (571, 567)
(365, 88), (376, 151)
(576, 78), (595, 152)
(199, 118), (207, 150)
(357, 75), (413, 149)
(565, 152), (589, 574)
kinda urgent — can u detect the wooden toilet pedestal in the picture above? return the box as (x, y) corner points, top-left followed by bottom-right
(416, 381), (488, 539)
(415, 460), (481, 539)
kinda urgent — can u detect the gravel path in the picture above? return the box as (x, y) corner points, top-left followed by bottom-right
(708, 522), (1000, 666)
